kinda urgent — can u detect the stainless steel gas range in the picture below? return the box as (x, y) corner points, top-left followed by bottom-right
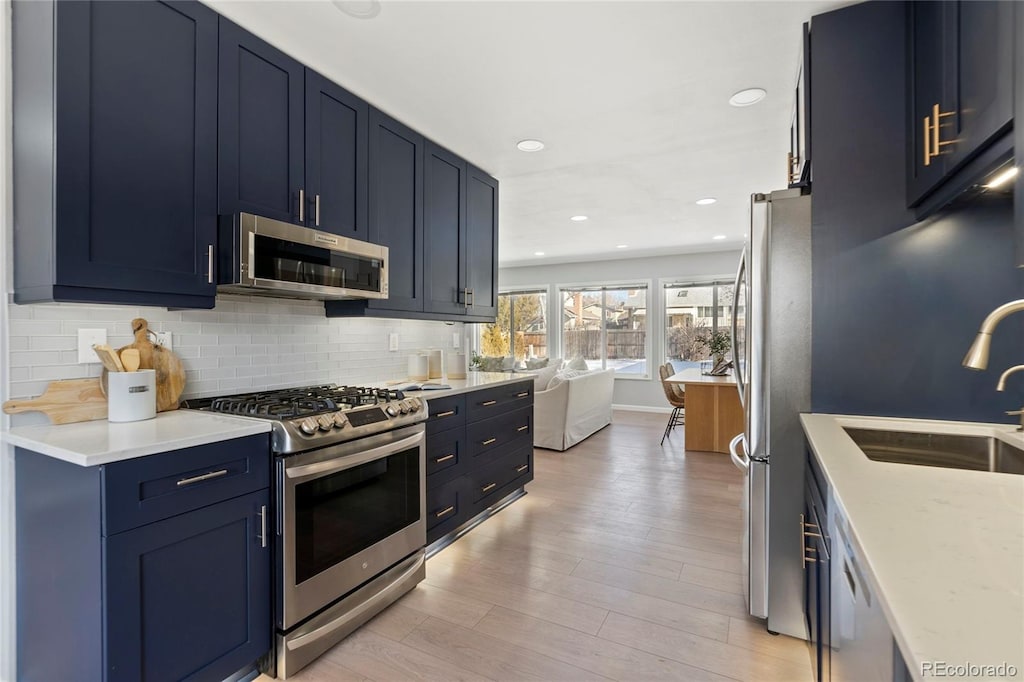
(184, 385), (428, 678)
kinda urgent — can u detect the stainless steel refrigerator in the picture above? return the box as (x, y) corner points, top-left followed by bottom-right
(728, 188), (812, 639)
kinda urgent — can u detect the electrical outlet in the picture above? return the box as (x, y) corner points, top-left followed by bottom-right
(452, 332), (461, 349)
(154, 331), (172, 350)
(77, 329), (108, 364)
(388, 333), (399, 351)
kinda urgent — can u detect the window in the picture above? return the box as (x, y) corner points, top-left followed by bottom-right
(664, 280), (743, 372)
(477, 290), (548, 362)
(560, 284), (648, 377)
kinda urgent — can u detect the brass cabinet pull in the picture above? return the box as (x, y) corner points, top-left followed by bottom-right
(482, 438), (497, 446)
(462, 288), (470, 309)
(435, 505), (455, 518)
(436, 410), (456, 418)
(467, 289), (474, 306)
(314, 194), (321, 227)
(516, 464), (529, 473)
(481, 483), (496, 493)
(298, 188), (305, 222)
(481, 400), (498, 406)
(177, 469), (228, 487)
(786, 151), (801, 185)
(516, 392), (530, 398)
(206, 245), (214, 284)
(923, 103), (956, 166)
(516, 425), (529, 432)
(258, 505), (268, 548)
(435, 454), (455, 463)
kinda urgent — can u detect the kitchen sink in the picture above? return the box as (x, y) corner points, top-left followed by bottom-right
(843, 428), (1024, 475)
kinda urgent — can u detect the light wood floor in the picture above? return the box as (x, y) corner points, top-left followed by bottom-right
(282, 410), (813, 681)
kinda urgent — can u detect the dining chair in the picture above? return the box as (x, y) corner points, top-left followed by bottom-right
(658, 363), (685, 445)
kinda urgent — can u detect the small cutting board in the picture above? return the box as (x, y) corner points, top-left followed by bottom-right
(2, 378), (108, 424)
(108, 318), (186, 412)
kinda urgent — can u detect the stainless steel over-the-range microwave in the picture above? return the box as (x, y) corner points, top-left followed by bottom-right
(217, 213), (388, 301)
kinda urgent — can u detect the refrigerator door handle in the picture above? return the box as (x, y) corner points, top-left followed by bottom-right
(731, 245), (747, 410)
(729, 433), (748, 472)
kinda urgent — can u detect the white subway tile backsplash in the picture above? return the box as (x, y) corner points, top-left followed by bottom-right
(6, 295), (463, 407)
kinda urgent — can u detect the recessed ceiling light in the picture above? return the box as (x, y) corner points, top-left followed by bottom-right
(729, 88), (767, 107)
(616, 244), (628, 249)
(712, 235), (727, 241)
(332, 0), (381, 19)
(516, 139), (545, 152)
(696, 197), (717, 206)
(985, 166), (1018, 188)
(570, 215), (588, 222)
(534, 251), (545, 256)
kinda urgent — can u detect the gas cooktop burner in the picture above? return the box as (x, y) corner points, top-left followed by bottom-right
(182, 384), (427, 455)
(192, 384), (406, 420)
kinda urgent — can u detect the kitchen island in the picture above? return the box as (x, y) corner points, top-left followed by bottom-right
(665, 369), (744, 453)
(801, 413), (1024, 682)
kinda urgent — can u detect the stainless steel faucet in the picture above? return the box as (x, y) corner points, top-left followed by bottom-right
(965, 299), (1024, 430)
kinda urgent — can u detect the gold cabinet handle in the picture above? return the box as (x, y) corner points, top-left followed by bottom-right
(924, 103), (956, 166)
(786, 151), (800, 185)
(516, 425), (529, 432)
(435, 454), (455, 463)
(435, 505), (455, 518)
(516, 464), (529, 473)
(298, 188), (305, 223)
(481, 438), (497, 446)
(314, 194), (321, 227)
(481, 483), (496, 493)
(435, 410), (456, 418)
(481, 400), (497, 406)
(516, 392), (530, 398)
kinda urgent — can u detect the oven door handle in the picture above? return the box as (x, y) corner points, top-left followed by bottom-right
(285, 432), (424, 483)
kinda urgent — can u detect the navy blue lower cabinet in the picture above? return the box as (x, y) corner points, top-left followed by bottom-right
(106, 490), (271, 682)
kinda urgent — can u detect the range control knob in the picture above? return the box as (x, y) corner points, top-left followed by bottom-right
(385, 404), (399, 417)
(398, 400), (410, 415)
(317, 415), (334, 431)
(299, 418), (318, 435)
(407, 397), (421, 412)
(332, 412), (348, 428)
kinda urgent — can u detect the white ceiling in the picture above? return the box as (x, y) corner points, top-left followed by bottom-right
(208, 0), (839, 267)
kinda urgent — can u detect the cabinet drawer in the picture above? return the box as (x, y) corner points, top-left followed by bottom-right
(103, 434), (270, 535)
(471, 445), (532, 505)
(425, 394), (466, 436)
(466, 405), (532, 460)
(426, 475), (470, 541)
(426, 427), (465, 484)
(466, 381), (534, 420)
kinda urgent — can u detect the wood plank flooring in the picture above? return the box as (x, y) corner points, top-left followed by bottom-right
(278, 410), (813, 682)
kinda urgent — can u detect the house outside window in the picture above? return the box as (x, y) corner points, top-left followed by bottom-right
(664, 280), (743, 372)
(477, 290), (548, 362)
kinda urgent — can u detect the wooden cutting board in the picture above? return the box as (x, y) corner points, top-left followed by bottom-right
(2, 378), (108, 424)
(107, 318), (186, 412)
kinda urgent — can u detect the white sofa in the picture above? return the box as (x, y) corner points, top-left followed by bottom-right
(533, 368), (615, 451)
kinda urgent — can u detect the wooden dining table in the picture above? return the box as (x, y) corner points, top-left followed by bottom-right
(665, 368), (745, 454)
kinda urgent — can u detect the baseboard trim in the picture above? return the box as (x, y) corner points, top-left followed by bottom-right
(612, 404), (673, 414)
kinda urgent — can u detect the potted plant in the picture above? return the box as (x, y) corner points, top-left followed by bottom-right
(694, 331), (732, 375)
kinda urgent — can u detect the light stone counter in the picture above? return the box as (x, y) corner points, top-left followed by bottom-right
(801, 413), (1024, 682)
(382, 372), (531, 402)
(2, 411), (271, 467)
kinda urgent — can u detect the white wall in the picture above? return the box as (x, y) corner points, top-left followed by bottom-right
(499, 250), (742, 410)
(1, 0), (14, 678)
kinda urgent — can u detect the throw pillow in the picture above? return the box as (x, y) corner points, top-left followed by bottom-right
(533, 363), (560, 392)
(566, 356), (589, 371)
(546, 368), (589, 391)
(525, 357), (549, 370)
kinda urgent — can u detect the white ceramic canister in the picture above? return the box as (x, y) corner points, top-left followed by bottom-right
(427, 349), (443, 379)
(408, 354), (429, 381)
(447, 352), (467, 379)
(107, 369), (157, 423)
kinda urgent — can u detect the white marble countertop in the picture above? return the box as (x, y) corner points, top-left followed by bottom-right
(801, 413), (1024, 682)
(1, 411), (271, 467)
(381, 372), (531, 401)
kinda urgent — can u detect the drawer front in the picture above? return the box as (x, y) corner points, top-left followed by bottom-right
(425, 427), (465, 484)
(471, 445), (532, 506)
(425, 394), (466, 436)
(426, 475), (470, 542)
(466, 381), (534, 421)
(103, 434), (271, 536)
(466, 405), (532, 461)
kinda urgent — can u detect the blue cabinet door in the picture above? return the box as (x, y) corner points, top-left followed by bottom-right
(466, 165), (498, 319)
(218, 18), (305, 224)
(305, 70), (368, 238)
(54, 0), (218, 300)
(105, 489), (271, 682)
(423, 143), (468, 316)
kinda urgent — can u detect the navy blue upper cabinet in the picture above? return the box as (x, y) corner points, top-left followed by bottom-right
(908, 1), (1014, 209)
(305, 71), (369, 238)
(424, 143), (470, 316)
(466, 165), (499, 318)
(218, 18), (305, 224)
(12, 0), (219, 308)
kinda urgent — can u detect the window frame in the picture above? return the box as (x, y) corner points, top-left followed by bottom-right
(660, 277), (738, 368)
(474, 286), (549, 363)
(557, 280), (652, 380)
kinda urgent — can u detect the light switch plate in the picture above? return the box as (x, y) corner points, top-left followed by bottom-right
(154, 331), (172, 350)
(77, 328), (108, 364)
(388, 333), (399, 351)
(452, 332), (461, 349)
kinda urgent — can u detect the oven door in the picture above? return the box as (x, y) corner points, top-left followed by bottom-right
(278, 423), (425, 630)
